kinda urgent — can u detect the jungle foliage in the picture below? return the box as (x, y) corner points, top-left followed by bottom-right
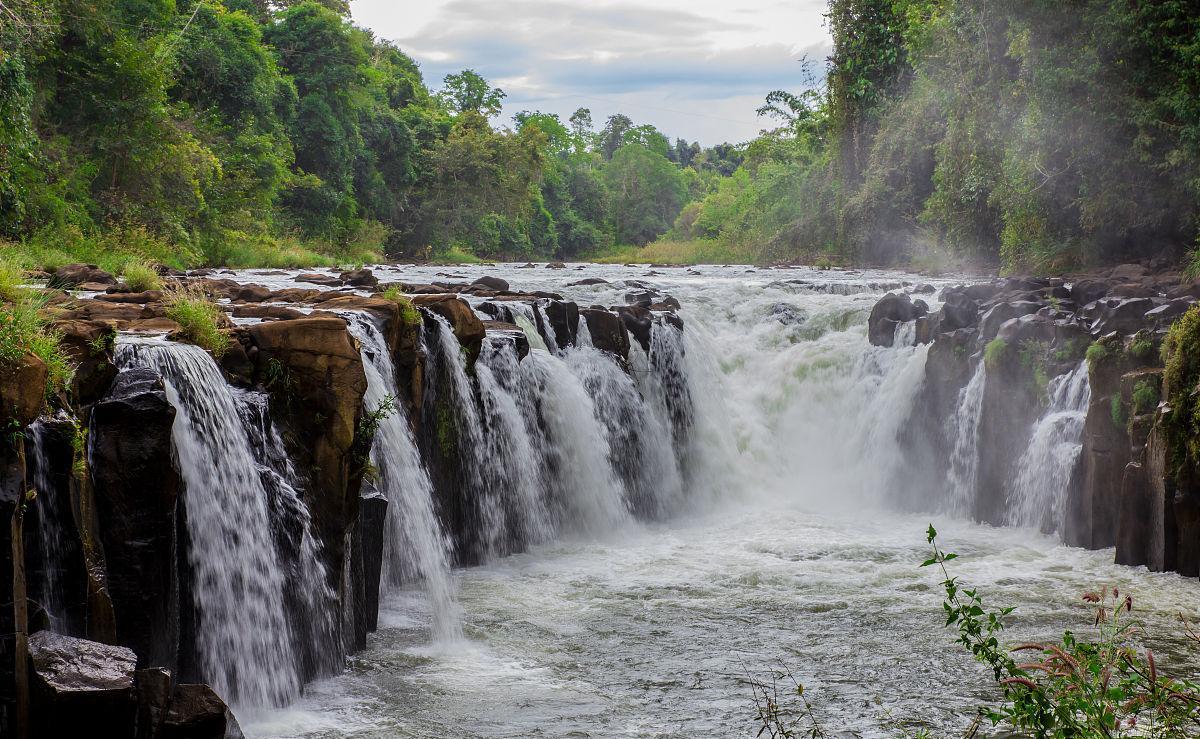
(0, 0), (736, 265)
(685, 0), (1200, 271)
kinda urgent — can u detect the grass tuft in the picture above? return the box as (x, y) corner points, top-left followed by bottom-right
(0, 299), (75, 399)
(122, 260), (163, 292)
(0, 260), (27, 303)
(165, 289), (228, 358)
(381, 285), (421, 326)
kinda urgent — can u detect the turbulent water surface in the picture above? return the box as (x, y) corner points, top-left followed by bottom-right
(237, 264), (1200, 738)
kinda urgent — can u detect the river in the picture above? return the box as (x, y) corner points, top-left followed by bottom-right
(235, 263), (1200, 738)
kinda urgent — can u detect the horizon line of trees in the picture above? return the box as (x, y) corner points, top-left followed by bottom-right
(0, 0), (747, 264)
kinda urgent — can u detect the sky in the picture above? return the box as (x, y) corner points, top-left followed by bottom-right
(349, 0), (832, 146)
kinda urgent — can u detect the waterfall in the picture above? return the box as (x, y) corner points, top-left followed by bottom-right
(26, 419), (67, 631)
(521, 349), (630, 534)
(116, 338), (332, 709)
(946, 360), (987, 516)
(1006, 362), (1091, 532)
(238, 394), (341, 676)
(564, 342), (683, 520)
(342, 314), (460, 642)
(475, 338), (554, 547)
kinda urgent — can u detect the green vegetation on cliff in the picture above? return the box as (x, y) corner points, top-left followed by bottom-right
(678, 1), (1200, 270)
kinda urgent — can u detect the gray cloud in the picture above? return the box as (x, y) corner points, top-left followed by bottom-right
(381, 0), (829, 143)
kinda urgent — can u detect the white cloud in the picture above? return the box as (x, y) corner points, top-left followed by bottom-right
(350, 0), (830, 143)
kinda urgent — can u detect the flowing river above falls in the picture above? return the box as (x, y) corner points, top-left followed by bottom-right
(217, 263), (1200, 738)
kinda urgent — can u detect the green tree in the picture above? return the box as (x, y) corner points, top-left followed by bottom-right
(438, 69), (505, 117)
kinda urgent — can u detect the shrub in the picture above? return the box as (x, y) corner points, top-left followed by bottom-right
(0, 299), (74, 398)
(380, 285), (421, 326)
(1085, 340), (1109, 367)
(1162, 306), (1200, 475)
(923, 525), (1200, 736)
(165, 290), (227, 358)
(1131, 379), (1159, 415)
(1111, 394), (1126, 428)
(0, 259), (26, 303)
(984, 337), (1008, 370)
(121, 260), (163, 292)
(1128, 331), (1155, 362)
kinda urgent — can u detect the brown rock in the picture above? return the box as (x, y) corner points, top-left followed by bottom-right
(50, 264), (117, 288)
(0, 352), (47, 428)
(49, 320), (118, 407)
(246, 317), (368, 590)
(411, 295), (485, 354)
(231, 304), (305, 321)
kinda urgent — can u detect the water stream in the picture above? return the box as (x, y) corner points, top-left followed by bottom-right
(113, 264), (1200, 737)
(117, 338), (337, 710)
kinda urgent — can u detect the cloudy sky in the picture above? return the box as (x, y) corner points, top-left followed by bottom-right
(350, 0), (831, 145)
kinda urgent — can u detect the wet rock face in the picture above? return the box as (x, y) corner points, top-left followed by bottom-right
(246, 316), (368, 592)
(580, 308), (631, 361)
(91, 368), (182, 671)
(0, 352), (48, 428)
(28, 631), (138, 738)
(867, 292), (927, 347)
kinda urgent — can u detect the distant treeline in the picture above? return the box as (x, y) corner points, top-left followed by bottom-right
(0, 0), (744, 266)
(2, 1), (1196, 269)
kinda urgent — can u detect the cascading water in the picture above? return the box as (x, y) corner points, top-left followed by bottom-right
(1006, 361), (1092, 532)
(116, 338), (334, 709)
(474, 338), (555, 547)
(26, 419), (68, 630)
(342, 314), (460, 641)
(235, 265), (1200, 739)
(563, 340), (683, 520)
(946, 359), (987, 515)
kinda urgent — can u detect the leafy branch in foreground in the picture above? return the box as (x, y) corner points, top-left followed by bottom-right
(923, 524), (1200, 737)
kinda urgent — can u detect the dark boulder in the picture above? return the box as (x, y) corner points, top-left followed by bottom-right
(91, 369), (182, 670)
(568, 278), (609, 286)
(545, 261), (566, 269)
(938, 291), (980, 332)
(295, 273), (342, 287)
(472, 276), (509, 292)
(1070, 279), (1111, 306)
(580, 309), (630, 361)
(867, 292), (926, 347)
(615, 306), (653, 353)
(51, 264), (118, 288)
(1083, 297), (1160, 336)
(1110, 263), (1147, 281)
(340, 268), (378, 288)
(542, 300), (579, 348)
(28, 631), (138, 738)
(160, 684), (235, 739)
(769, 303), (805, 326)
(231, 284), (271, 303)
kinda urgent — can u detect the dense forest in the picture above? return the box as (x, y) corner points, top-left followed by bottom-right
(1, 0), (1198, 271)
(0, 0), (740, 269)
